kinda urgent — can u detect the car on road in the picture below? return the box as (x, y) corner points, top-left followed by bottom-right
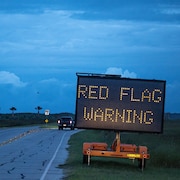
(57, 116), (75, 130)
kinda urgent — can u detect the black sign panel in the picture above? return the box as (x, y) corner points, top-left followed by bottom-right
(75, 73), (166, 133)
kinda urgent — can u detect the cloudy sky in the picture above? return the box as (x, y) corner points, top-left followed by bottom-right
(0, 0), (180, 114)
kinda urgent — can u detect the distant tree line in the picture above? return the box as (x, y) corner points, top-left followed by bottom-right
(0, 112), (75, 127)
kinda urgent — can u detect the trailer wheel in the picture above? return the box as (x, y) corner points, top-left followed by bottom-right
(138, 159), (146, 169)
(83, 155), (88, 164)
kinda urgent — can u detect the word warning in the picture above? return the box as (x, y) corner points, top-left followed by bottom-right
(75, 73), (166, 133)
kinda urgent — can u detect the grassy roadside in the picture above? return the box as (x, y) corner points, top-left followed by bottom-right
(61, 120), (180, 180)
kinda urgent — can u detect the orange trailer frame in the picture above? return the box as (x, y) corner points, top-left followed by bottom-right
(83, 132), (150, 171)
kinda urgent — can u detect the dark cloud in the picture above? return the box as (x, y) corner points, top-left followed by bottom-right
(0, 0), (179, 113)
(1, 0), (180, 22)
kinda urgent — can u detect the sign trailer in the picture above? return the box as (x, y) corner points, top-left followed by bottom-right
(75, 73), (166, 170)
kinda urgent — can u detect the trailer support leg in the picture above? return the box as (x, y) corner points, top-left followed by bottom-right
(88, 149), (91, 166)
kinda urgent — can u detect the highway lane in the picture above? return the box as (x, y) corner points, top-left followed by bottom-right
(0, 127), (40, 147)
(0, 127), (78, 180)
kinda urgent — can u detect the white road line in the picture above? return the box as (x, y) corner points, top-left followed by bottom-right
(40, 132), (67, 180)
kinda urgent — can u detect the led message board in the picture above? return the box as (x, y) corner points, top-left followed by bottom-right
(75, 73), (166, 133)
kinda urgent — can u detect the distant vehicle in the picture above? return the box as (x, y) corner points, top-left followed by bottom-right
(57, 116), (75, 130)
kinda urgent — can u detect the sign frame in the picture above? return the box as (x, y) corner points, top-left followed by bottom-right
(75, 73), (166, 133)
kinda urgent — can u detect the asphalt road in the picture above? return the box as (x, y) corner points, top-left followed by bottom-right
(0, 126), (78, 180)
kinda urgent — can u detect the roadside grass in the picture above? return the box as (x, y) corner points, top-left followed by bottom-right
(40, 123), (58, 129)
(61, 120), (180, 180)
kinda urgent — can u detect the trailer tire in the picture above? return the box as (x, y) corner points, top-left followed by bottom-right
(83, 155), (88, 164)
(138, 159), (146, 169)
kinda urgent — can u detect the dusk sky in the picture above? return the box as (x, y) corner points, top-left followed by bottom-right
(0, 0), (180, 114)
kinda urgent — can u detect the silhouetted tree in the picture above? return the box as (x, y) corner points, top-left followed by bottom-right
(35, 106), (42, 114)
(10, 106), (17, 116)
